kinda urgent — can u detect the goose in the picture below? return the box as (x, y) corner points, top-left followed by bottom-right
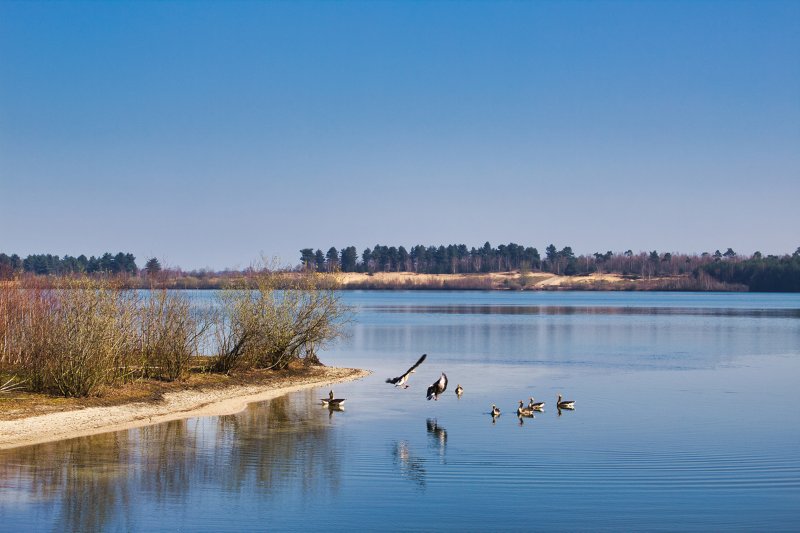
(455, 384), (463, 396)
(426, 373), (448, 400)
(491, 404), (501, 417)
(321, 390), (345, 407)
(557, 393), (575, 410)
(517, 400), (535, 417)
(528, 397), (545, 411)
(386, 353), (427, 389)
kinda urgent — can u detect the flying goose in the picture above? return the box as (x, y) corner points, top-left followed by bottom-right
(517, 400), (535, 417)
(557, 393), (575, 410)
(426, 373), (448, 400)
(386, 353), (427, 388)
(528, 397), (545, 411)
(321, 390), (345, 407)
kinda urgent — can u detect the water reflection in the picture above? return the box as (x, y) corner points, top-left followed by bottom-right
(326, 403), (345, 421)
(426, 419), (447, 459)
(370, 304), (800, 319)
(0, 392), (343, 531)
(3, 292), (799, 531)
(392, 441), (426, 489)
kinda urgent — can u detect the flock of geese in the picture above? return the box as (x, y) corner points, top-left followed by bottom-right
(322, 353), (576, 421)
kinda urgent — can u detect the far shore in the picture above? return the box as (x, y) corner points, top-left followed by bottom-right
(0, 270), (751, 291)
(331, 271), (728, 291)
(135, 271), (734, 291)
(0, 366), (370, 451)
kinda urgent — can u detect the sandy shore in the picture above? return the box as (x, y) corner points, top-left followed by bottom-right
(335, 270), (636, 289)
(0, 366), (370, 451)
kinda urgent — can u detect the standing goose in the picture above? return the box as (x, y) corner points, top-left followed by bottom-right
(528, 397), (545, 411)
(517, 400), (535, 417)
(386, 353), (427, 389)
(426, 373), (448, 400)
(557, 393), (575, 410)
(321, 390), (346, 407)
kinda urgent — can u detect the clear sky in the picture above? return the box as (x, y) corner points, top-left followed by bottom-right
(1, 1), (798, 270)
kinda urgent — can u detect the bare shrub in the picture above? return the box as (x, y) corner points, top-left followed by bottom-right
(211, 269), (351, 373)
(136, 289), (207, 381)
(0, 375), (26, 394)
(0, 277), (137, 397)
(29, 278), (136, 396)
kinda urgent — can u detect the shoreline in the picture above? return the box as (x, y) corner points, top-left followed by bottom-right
(0, 366), (370, 451)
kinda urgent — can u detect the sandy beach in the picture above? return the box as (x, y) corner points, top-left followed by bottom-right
(335, 270), (639, 289)
(0, 366), (370, 451)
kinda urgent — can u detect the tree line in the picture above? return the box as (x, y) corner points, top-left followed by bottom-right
(0, 252), (138, 278)
(700, 251), (800, 292)
(300, 243), (800, 291)
(300, 242), (780, 276)
(301, 242), (544, 275)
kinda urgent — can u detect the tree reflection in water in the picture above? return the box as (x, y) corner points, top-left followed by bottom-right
(0, 389), (343, 531)
(214, 390), (343, 496)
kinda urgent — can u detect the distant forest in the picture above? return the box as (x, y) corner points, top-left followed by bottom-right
(1, 245), (798, 292)
(0, 252), (139, 277)
(301, 243), (800, 292)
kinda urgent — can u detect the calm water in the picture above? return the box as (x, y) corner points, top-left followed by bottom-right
(2, 291), (799, 531)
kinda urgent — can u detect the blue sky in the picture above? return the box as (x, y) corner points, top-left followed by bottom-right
(1, 1), (798, 270)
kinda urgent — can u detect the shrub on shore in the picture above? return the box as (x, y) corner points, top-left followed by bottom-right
(135, 289), (207, 382)
(210, 270), (351, 373)
(1, 277), (136, 396)
(0, 272), (351, 396)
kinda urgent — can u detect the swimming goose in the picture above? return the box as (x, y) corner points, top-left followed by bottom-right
(455, 384), (463, 396)
(321, 390), (346, 407)
(386, 353), (427, 389)
(426, 373), (448, 400)
(517, 400), (535, 417)
(556, 393), (575, 410)
(528, 397), (545, 411)
(491, 404), (501, 417)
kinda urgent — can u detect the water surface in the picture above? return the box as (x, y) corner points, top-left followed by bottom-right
(2, 291), (799, 531)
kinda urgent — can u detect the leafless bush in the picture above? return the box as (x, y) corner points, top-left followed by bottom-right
(136, 289), (207, 381)
(0, 375), (25, 394)
(210, 269), (351, 373)
(1, 270), (351, 395)
(11, 278), (138, 397)
(1, 277), (134, 396)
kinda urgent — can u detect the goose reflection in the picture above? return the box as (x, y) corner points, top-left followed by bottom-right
(326, 402), (345, 420)
(392, 441), (426, 488)
(426, 418), (447, 458)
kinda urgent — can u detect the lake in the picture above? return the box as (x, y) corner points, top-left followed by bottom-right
(2, 291), (799, 531)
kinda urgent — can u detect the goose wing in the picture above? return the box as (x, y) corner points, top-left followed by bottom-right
(386, 353), (427, 384)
